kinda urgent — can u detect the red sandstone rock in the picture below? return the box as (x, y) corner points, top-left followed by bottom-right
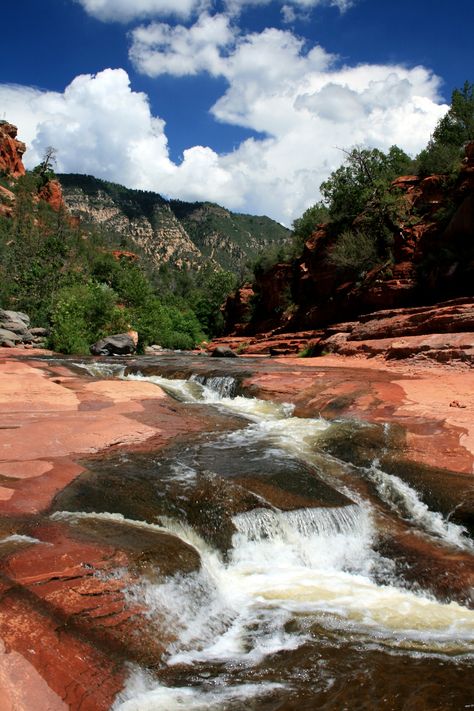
(0, 594), (125, 711)
(111, 249), (139, 261)
(350, 300), (474, 341)
(0, 184), (14, 218)
(37, 179), (65, 212)
(222, 283), (255, 335)
(0, 122), (26, 178)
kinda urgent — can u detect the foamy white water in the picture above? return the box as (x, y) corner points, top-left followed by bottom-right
(0, 534), (42, 546)
(58, 507), (474, 662)
(113, 672), (284, 711)
(124, 371), (294, 421)
(367, 462), (474, 552)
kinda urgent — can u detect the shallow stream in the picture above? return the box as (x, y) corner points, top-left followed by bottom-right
(55, 355), (474, 709)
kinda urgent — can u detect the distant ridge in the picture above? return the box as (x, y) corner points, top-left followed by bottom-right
(58, 173), (290, 274)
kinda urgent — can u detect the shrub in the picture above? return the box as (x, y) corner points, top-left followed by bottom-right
(49, 282), (130, 354)
(328, 230), (378, 273)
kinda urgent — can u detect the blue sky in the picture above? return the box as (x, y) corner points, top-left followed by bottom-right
(0, 0), (472, 223)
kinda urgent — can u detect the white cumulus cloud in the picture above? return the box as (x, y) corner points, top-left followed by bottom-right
(130, 13), (235, 77)
(75, 0), (354, 23)
(127, 17), (448, 222)
(74, 0), (203, 22)
(0, 27), (448, 226)
(0, 69), (244, 208)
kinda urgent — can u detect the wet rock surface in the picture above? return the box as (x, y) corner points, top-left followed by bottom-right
(1, 349), (474, 708)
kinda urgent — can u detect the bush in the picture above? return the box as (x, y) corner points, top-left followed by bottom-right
(130, 297), (204, 351)
(49, 282), (130, 354)
(415, 143), (462, 178)
(328, 230), (378, 273)
(415, 81), (474, 177)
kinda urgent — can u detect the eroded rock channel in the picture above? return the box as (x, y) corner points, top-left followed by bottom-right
(1, 353), (474, 710)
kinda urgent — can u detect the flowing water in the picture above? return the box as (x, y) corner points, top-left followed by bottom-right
(54, 355), (474, 710)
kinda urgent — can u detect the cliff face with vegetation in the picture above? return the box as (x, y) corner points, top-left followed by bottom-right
(59, 174), (290, 275)
(224, 142), (474, 341)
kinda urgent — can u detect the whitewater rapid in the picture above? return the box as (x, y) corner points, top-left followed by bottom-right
(68, 365), (474, 709)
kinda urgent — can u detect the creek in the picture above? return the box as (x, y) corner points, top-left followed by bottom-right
(55, 355), (474, 710)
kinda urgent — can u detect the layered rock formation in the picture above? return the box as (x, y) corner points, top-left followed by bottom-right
(59, 174), (290, 274)
(0, 310), (48, 349)
(0, 353), (213, 709)
(0, 122), (66, 215)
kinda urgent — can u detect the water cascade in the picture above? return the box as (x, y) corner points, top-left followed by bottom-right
(63, 359), (474, 709)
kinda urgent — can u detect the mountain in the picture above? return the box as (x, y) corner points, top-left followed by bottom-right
(58, 174), (290, 275)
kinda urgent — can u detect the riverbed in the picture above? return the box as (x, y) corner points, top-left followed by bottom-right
(0, 351), (473, 710)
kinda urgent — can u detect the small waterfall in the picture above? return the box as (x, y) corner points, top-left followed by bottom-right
(189, 374), (238, 398)
(366, 462), (474, 552)
(74, 361), (127, 378)
(123, 371), (294, 420)
(231, 504), (375, 575)
(233, 504), (366, 542)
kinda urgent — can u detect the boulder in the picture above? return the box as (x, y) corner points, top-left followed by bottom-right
(0, 328), (22, 345)
(0, 320), (32, 339)
(0, 310), (30, 327)
(37, 179), (64, 212)
(90, 333), (136, 356)
(144, 344), (164, 355)
(210, 345), (238, 358)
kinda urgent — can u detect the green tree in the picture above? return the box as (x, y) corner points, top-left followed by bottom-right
(320, 145), (413, 227)
(328, 229), (379, 273)
(433, 81), (474, 147)
(416, 81), (474, 176)
(192, 268), (236, 337)
(32, 146), (58, 186)
(292, 202), (329, 250)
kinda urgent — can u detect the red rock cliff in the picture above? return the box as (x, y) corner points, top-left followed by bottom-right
(0, 122), (26, 178)
(0, 122), (66, 212)
(224, 142), (474, 337)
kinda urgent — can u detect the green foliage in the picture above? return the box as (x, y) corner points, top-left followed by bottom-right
(0, 170), (225, 353)
(320, 146), (413, 228)
(32, 147), (58, 187)
(415, 143), (461, 178)
(191, 268), (237, 337)
(58, 173), (166, 221)
(415, 81), (474, 176)
(292, 202), (329, 250)
(328, 229), (378, 273)
(169, 200), (291, 275)
(131, 297), (204, 351)
(235, 341), (250, 354)
(58, 175), (290, 277)
(433, 81), (474, 147)
(0, 175), (84, 325)
(49, 282), (130, 354)
(252, 243), (293, 278)
(298, 344), (317, 358)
